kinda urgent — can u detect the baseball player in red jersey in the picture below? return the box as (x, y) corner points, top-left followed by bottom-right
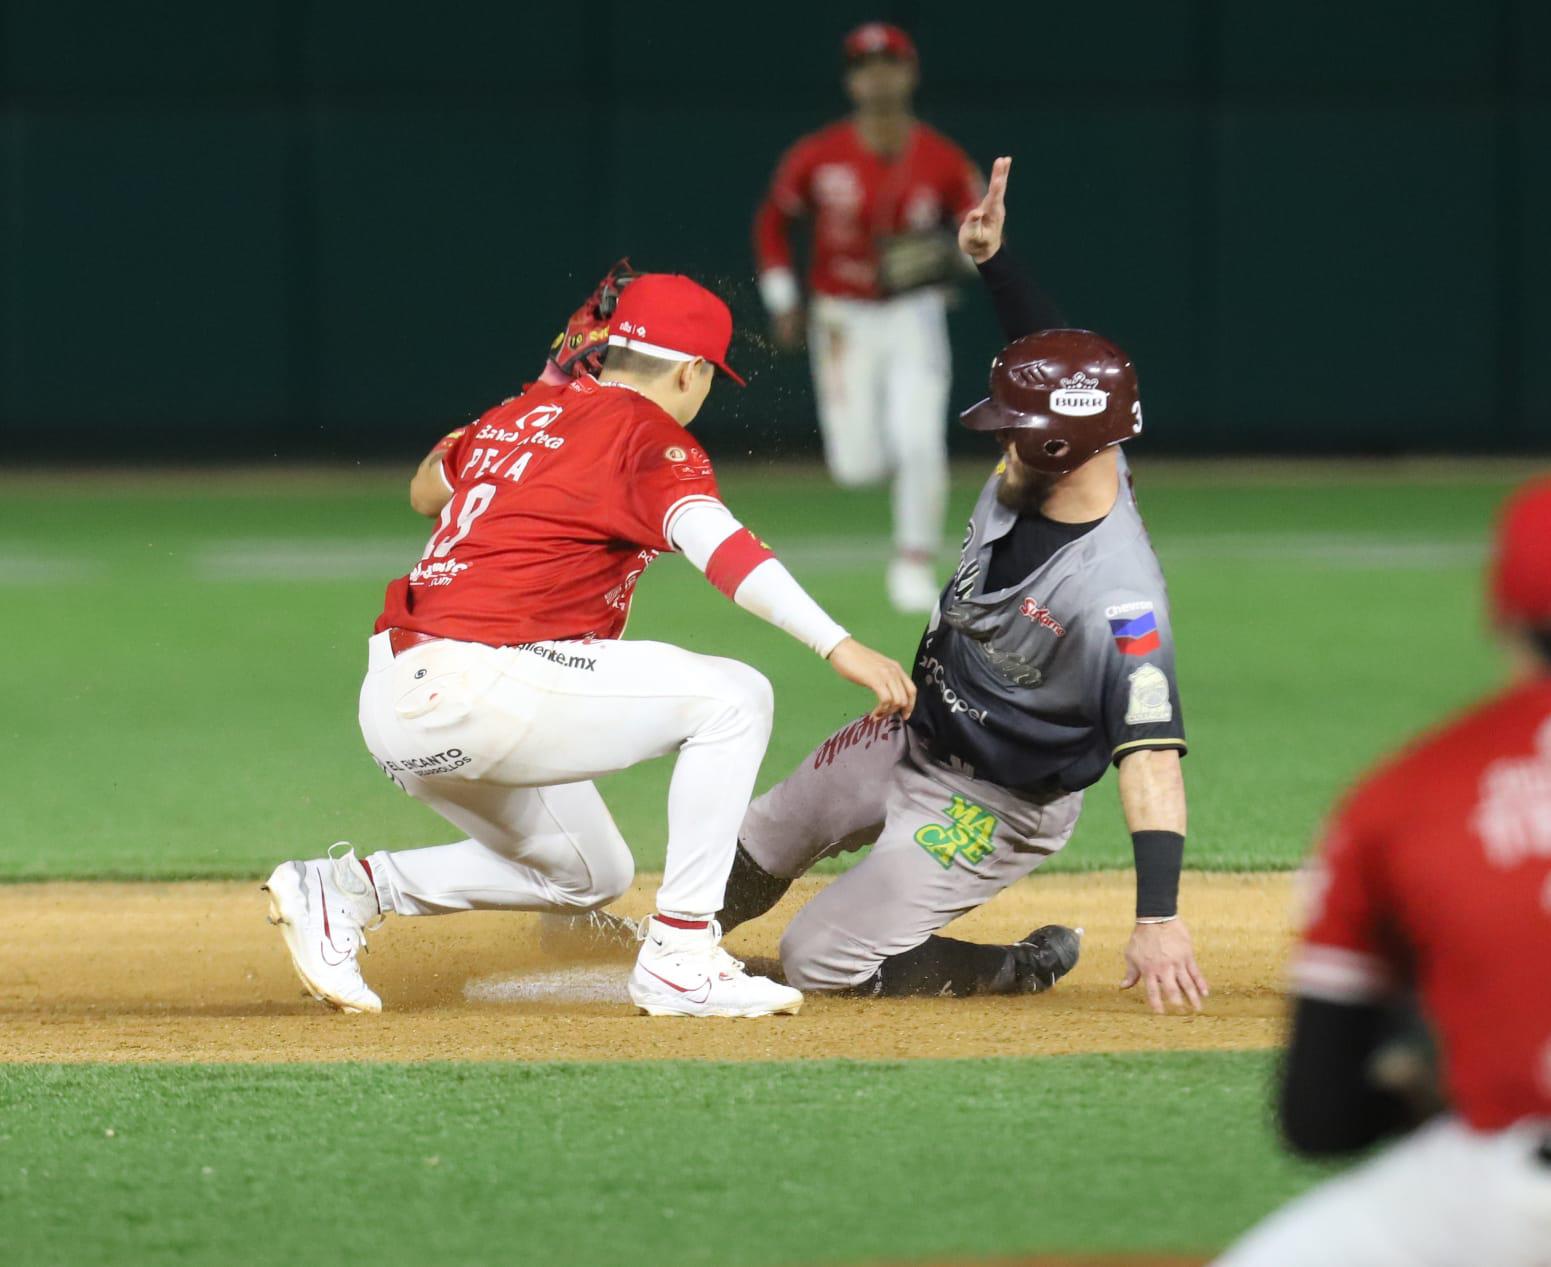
(1215, 479), (1551, 1266)
(264, 272), (915, 1019)
(754, 21), (986, 613)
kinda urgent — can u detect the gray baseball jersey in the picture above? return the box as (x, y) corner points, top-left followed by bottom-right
(908, 456), (1186, 796)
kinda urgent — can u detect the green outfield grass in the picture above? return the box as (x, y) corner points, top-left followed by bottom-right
(0, 461), (1520, 880)
(0, 1053), (1325, 1267)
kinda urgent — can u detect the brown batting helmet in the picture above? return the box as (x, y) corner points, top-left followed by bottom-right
(960, 329), (1143, 474)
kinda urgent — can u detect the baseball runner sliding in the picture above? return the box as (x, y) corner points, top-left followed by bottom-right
(263, 271), (915, 1019)
(720, 157), (1210, 1009)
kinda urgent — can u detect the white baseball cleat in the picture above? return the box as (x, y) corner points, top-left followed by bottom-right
(886, 557), (940, 614)
(263, 842), (384, 1014)
(628, 916), (803, 1018)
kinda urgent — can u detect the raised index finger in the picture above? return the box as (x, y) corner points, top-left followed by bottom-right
(986, 155), (1011, 207)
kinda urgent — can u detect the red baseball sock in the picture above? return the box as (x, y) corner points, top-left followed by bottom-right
(654, 914), (709, 930)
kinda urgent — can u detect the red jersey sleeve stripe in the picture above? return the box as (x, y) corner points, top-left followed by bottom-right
(704, 529), (778, 600)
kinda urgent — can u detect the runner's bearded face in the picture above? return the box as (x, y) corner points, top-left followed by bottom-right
(994, 441), (1060, 513)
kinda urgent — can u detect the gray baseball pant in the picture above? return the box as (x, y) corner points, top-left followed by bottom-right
(739, 715), (1083, 991)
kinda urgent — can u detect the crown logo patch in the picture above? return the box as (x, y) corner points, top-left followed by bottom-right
(1050, 372), (1108, 418)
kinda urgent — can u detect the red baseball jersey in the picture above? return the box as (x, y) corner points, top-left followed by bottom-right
(376, 377), (721, 646)
(753, 120), (982, 300)
(1293, 677), (1551, 1130)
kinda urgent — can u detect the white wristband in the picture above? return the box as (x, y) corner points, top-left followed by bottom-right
(758, 268), (800, 317)
(1135, 915), (1179, 925)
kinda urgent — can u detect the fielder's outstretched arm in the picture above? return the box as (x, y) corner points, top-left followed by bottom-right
(669, 499), (916, 720)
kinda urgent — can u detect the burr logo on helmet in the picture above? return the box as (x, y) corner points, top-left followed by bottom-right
(1050, 373), (1108, 418)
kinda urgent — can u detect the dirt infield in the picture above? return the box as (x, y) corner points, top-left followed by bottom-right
(0, 870), (1294, 1064)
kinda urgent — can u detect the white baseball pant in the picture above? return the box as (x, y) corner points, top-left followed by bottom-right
(807, 288), (951, 558)
(1213, 1116), (1551, 1267)
(355, 630), (773, 920)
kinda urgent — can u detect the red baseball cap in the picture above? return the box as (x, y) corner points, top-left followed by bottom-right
(843, 21), (917, 64)
(607, 273), (745, 386)
(1492, 477), (1551, 627)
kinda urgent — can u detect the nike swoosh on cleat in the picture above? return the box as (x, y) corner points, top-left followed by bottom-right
(318, 941), (350, 968)
(640, 965), (712, 1004)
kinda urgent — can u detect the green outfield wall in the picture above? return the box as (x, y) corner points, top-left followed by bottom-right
(0, 0), (1546, 459)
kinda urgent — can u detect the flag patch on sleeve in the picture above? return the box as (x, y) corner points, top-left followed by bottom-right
(1106, 602), (1160, 656)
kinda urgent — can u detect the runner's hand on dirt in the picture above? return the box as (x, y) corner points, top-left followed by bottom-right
(827, 638), (916, 719)
(959, 155), (1010, 264)
(1120, 918), (1210, 1014)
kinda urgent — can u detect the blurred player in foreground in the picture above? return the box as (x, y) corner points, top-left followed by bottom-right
(718, 157), (1208, 1009)
(753, 22), (990, 613)
(1214, 480), (1551, 1263)
(264, 271), (914, 1019)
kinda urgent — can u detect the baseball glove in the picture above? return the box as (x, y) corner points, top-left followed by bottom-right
(547, 258), (642, 379)
(877, 229), (966, 296)
(1366, 995), (1446, 1127)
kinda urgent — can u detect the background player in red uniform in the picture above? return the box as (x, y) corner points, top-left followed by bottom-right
(264, 272), (915, 1020)
(753, 22), (988, 614)
(1214, 479), (1551, 1265)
